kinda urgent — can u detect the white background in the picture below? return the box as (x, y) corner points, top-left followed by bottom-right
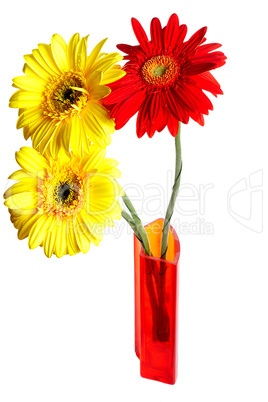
(0, 0), (267, 401)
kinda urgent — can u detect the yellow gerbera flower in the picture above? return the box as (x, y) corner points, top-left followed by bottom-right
(4, 146), (123, 258)
(9, 33), (125, 157)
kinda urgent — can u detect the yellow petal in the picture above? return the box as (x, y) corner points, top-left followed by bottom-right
(58, 118), (72, 154)
(4, 192), (37, 210)
(9, 90), (43, 108)
(12, 76), (47, 92)
(37, 121), (58, 155)
(90, 85), (111, 100)
(80, 122), (91, 156)
(102, 67), (126, 85)
(10, 207), (37, 218)
(70, 115), (83, 156)
(74, 221), (91, 254)
(75, 37), (87, 70)
(67, 33), (80, 69)
(23, 125), (31, 140)
(8, 169), (35, 181)
(91, 176), (123, 197)
(17, 213), (40, 240)
(54, 220), (67, 258)
(51, 34), (69, 72)
(4, 180), (37, 199)
(10, 214), (30, 232)
(79, 209), (103, 246)
(16, 108), (44, 129)
(22, 116), (45, 141)
(28, 214), (55, 249)
(43, 229), (56, 258)
(85, 38), (107, 75)
(38, 43), (61, 75)
(99, 163), (121, 179)
(31, 118), (55, 149)
(81, 107), (106, 147)
(86, 70), (103, 88)
(82, 147), (106, 171)
(92, 53), (123, 74)
(24, 54), (51, 81)
(32, 48), (57, 76)
(88, 102), (115, 130)
(66, 221), (80, 256)
(15, 146), (49, 176)
(23, 63), (45, 80)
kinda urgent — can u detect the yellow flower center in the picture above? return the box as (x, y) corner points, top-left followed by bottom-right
(141, 56), (179, 86)
(39, 161), (86, 217)
(42, 71), (89, 120)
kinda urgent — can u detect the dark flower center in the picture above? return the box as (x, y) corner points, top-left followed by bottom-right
(55, 182), (80, 207)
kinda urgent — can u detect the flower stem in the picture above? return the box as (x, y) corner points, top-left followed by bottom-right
(122, 193), (151, 255)
(161, 123), (182, 259)
(121, 209), (145, 250)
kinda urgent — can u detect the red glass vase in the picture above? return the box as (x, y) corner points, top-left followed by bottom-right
(134, 218), (180, 385)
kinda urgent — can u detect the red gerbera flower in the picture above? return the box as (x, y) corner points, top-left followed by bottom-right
(104, 14), (226, 138)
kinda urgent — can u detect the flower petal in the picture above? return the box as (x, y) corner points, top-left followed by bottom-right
(150, 17), (163, 50)
(131, 18), (151, 54)
(16, 108), (44, 129)
(4, 192), (37, 210)
(101, 67), (126, 85)
(85, 38), (108, 74)
(165, 13), (180, 51)
(38, 43), (61, 75)
(24, 54), (51, 81)
(28, 214), (55, 249)
(15, 147), (49, 175)
(90, 85), (111, 100)
(67, 33), (80, 69)
(12, 76), (46, 92)
(51, 34), (69, 72)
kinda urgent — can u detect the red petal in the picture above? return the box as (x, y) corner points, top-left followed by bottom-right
(113, 91), (146, 130)
(189, 110), (205, 126)
(136, 110), (146, 138)
(136, 96), (151, 137)
(104, 85), (138, 104)
(165, 91), (189, 124)
(165, 13), (180, 51)
(105, 73), (138, 96)
(192, 53), (227, 65)
(176, 24), (187, 48)
(184, 62), (217, 76)
(131, 18), (151, 54)
(181, 82), (213, 113)
(146, 122), (156, 138)
(193, 72), (223, 96)
(149, 93), (161, 123)
(195, 43), (223, 55)
(167, 114), (179, 137)
(150, 17), (163, 50)
(180, 26), (207, 55)
(117, 43), (134, 54)
(173, 88), (198, 113)
(117, 44), (144, 62)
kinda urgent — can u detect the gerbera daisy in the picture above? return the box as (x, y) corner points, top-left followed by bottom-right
(4, 146), (123, 258)
(104, 14), (226, 137)
(9, 33), (125, 156)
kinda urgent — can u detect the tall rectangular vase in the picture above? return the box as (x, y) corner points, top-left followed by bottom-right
(134, 218), (180, 385)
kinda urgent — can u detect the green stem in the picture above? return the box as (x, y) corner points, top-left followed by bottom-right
(122, 193), (151, 256)
(121, 209), (145, 250)
(161, 123), (182, 259)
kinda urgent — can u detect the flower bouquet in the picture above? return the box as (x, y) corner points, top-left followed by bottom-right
(4, 14), (226, 384)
